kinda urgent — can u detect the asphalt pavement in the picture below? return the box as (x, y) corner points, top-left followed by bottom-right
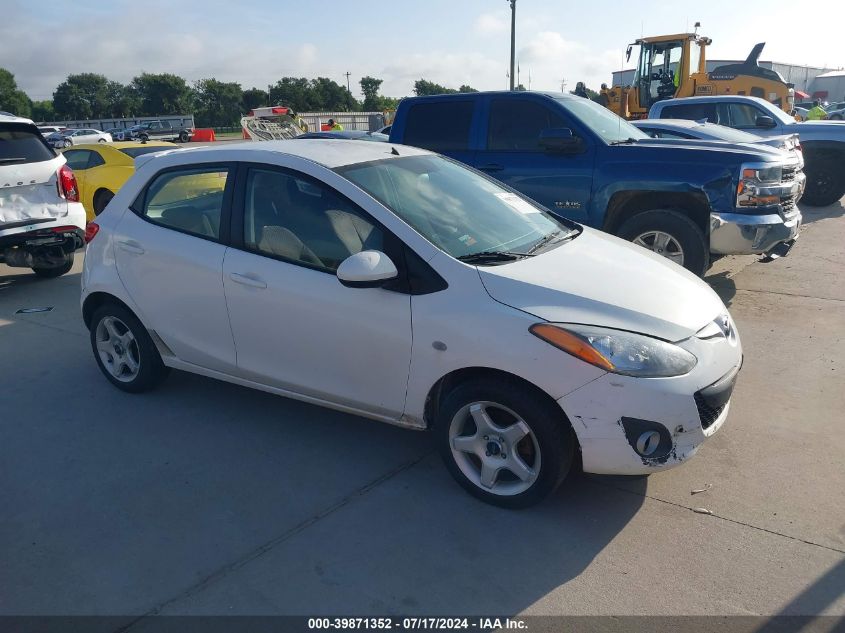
(1, 199), (843, 620)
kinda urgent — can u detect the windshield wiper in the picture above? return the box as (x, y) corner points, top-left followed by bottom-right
(527, 230), (570, 254)
(457, 250), (528, 264)
(0, 157), (26, 164)
(609, 137), (639, 146)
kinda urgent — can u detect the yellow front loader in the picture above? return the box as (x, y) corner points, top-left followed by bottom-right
(599, 32), (794, 119)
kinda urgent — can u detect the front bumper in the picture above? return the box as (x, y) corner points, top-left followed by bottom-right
(558, 322), (742, 475)
(709, 210), (801, 255)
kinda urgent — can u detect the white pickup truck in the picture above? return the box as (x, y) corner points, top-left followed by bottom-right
(649, 96), (845, 206)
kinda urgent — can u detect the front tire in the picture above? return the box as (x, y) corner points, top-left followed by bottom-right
(436, 379), (574, 509)
(179, 131), (190, 143)
(618, 209), (709, 276)
(802, 153), (845, 207)
(32, 251), (74, 278)
(63, 139), (72, 148)
(90, 303), (170, 393)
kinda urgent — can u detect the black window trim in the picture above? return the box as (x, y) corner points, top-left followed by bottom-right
(129, 161), (236, 246)
(229, 161), (447, 295)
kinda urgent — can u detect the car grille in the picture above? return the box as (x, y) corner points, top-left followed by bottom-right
(780, 196), (800, 222)
(694, 392), (727, 430)
(782, 165), (798, 182)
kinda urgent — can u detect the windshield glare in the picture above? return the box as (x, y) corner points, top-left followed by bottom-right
(339, 155), (574, 260)
(558, 97), (650, 143)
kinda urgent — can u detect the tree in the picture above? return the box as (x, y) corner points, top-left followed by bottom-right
(131, 73), (193, 116)
(515, 83), (527, 91)
(270, 76), (359, 112)
(31, 100), (54, 122)
(269, 77), (313, 111)
(360, 76), (383, 111)
(242, 87), (268, 111)
(53, 73), (113, 119)
(458, 85), (478, 93)
(0, 68), (31, 117)
(193, 79), (243, 127)
(104, 80), (139, 118)
(310, 77), (359, 111)
(413, 79), (457, 96)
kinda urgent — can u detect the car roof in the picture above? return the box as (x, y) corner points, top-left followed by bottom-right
(0, 113), (36, 125)
(160, 139), (431, 169)
(655, 95), (773, 107)
(635, 119), (702, 129)
(404, 90), (576, 102)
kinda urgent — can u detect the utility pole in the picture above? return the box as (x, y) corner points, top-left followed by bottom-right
(560, 78), (567, 93)
(508, 0), (516, 90)
(345, 72), (352, 94)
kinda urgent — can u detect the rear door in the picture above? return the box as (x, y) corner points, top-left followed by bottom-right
(113, 163), (237, 371)
(398, 99), (478, 167)
(473, 94), (594, 224)
(0, 122), (67, 232)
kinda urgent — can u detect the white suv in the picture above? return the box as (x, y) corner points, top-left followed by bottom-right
(81, 140), (743, 507)
(0, 114), (87, 277)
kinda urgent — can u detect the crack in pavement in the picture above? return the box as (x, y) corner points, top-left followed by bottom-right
(114, 450), (435, 632)
(590, 478), (845, 556)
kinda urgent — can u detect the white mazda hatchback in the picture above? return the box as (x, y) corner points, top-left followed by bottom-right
(82, 140), (742, 507)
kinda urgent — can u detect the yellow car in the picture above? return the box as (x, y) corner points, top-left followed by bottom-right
(61, 141), (182, 220)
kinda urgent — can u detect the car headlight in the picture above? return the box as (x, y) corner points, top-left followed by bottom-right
(737, 162), (782, 207)
(530, 323), (697, 377)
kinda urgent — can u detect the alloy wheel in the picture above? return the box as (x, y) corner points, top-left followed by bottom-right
(94, 316), (141, 382)
(633, 230), (685, 265)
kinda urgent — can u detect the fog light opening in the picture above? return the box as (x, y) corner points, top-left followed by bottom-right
(636, 431), (661, 456)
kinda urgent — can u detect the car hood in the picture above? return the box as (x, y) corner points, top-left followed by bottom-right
(476, 227), (725, 342)
(634, 137), (787, 161)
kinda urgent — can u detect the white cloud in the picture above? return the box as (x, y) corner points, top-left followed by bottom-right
(474, 12), (509, 35)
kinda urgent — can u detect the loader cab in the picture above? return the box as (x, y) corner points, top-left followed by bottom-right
(631, 34), (702, 111)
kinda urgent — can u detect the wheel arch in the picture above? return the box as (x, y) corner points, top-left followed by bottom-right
(603, 190), (711, 236)
(423, 366), (576, 435)
(82, 291), (137, 330)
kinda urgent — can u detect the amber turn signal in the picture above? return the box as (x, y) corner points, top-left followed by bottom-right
(529, 324), (616, 371)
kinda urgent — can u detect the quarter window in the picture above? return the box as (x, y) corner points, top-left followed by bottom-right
(488, 99), (566, 150)
(140, 167), (229, 240)
(403, 101), (474, 152)
(63, 149), (93, 171)
(243, 168), (383, 272)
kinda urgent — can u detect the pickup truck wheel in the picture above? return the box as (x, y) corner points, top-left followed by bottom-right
(179, 131), (190, 143)
(618, 209), (709, 275)
(139, 134), (149, 142)
(436, 379), (574, 509)
(93, 189), (115, 216)
(90, 303), (170, 393)
(801, 155), (844, 207)
(32, 252), (74, 278)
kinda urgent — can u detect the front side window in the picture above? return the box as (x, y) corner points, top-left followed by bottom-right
(243, 168), (383, 272)
(487, 99), (566, 150)
(661, 103), (719, 123)
(339, 155), (576, 261)
(403, 101), (474, 152)
(728, 103), (764, 128)
(141, 167), (229, 240)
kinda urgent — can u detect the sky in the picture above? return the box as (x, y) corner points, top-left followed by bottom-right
(3, 0), (843, 102)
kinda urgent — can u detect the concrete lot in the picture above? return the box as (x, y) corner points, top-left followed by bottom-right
(1, 200), (843, 619)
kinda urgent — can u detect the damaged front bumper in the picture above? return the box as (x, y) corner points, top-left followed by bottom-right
(709, 210), (801, 256)
(558, 324), (742, 476)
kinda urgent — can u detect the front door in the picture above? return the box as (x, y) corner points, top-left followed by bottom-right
(223, 165), (413, 419)
(113, 163), (236, 372)
(474, 96), (595, 225)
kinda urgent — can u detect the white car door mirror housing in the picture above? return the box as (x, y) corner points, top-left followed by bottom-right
(336, 250), (399, 288)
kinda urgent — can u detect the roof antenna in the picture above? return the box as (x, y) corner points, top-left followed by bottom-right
(391, 147), (399, 155)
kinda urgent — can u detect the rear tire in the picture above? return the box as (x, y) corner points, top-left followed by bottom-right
(139, 134), (149, 142)
(617, 209), (709, 276)
(32, 252), (74, 278)
(98, 138), (107, 143)
(179, 131), (190, 143)
(89, 303), (170, 393)
(93, 189), (115, 216)
(801, 152), (845, 207)
(435, 378), (574, 509)
(63, 139), (72, 148)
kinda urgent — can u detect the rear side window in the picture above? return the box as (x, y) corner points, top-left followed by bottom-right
(660, 103), (719, 123)
(63, 149), (94, 170)
(403, 101), (474, 152)
(488, 99), (566, 150)
(140, 167), (230, 240)
(119, 146), (180, 158)
(0, 124), (56, 164)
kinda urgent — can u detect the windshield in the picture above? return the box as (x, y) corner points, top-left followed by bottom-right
(338, 155), (576, 261)
(557, 97), (649, 144)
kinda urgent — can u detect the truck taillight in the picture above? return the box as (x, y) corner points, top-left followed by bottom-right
(57, 164), (80, 202)
(84, 222), (100, 243)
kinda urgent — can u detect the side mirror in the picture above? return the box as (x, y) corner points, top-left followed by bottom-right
(337, 250), (398, 288)
(756, 115), (776, 129)
(539, 128), (582, 153)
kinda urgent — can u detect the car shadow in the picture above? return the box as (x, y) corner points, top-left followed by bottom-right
(799, 199), (844, 224)
(704, 270), (738, 307)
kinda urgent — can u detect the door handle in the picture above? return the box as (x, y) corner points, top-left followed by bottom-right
(478, 163), (504, 172)
(117, 240), (145, 255)
(229, 272), (267, 289)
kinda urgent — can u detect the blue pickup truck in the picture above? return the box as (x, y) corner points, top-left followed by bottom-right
(389, 91), (804, 275)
